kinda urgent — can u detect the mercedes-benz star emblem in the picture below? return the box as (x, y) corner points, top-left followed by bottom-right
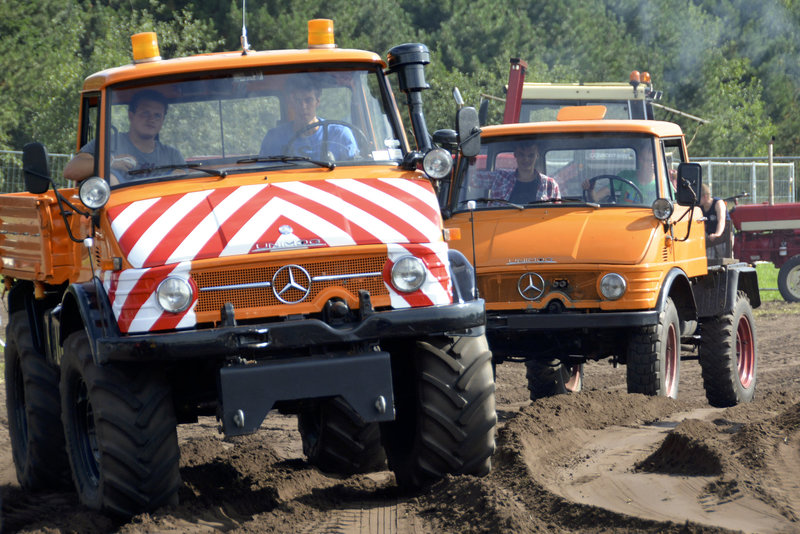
(518, 272), (546, 301)
(272, 265), (312, 304)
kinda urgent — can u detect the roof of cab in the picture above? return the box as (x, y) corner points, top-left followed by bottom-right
(480, 119), (685, 138)
(82, 48), (386, 92)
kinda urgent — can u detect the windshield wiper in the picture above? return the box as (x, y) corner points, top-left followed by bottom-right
(530, 197), (601, 208)
(236, 155), (335, 170)
(460, 198), (525, 210)
(127, 162), (227, 177)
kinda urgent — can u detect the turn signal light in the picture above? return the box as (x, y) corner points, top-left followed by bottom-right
(308, 19), (335, 49)
(131, 32), (161, 63)
(443, 228), (462, 241)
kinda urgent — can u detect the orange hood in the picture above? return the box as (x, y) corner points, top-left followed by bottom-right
(465, 207), (659, 268)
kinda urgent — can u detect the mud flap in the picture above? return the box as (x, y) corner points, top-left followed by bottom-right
(219, 351), (395, 436)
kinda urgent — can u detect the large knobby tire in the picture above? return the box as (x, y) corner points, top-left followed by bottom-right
(5, 311), (71, 490)
(381, 335), (496, 489)
(699, 291), (758, 407)
(60, 331), (181, 517)
(297, 396), (386, 476)
(626, 297), (681, 398)
(526, 359), (584, 400)
(777, 255), (800, 303)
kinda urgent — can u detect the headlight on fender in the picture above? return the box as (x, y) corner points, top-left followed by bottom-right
(422, 147), (453, 179)
(391, 256), (427, 292)
(599, 273), (627, 300)
(79, 177), (111, 209)
(651, 198), (674, 221)
(157, 276), (194, 313)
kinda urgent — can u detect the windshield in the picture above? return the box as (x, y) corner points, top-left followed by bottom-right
(103, 68), (404, 185)
(520, 100), (649, 122)
(454, 133), (662, 210)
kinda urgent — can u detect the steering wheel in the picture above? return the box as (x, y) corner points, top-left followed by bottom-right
(285, 120), (368, 161)
(583, 174), (643, 204)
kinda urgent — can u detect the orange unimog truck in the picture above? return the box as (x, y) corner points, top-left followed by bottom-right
(2, 21), (496, 516)
(435, 104), (759, 406)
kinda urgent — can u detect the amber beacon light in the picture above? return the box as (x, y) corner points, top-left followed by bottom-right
(308, 19), (335, 48)
(131, 32), (161, 63)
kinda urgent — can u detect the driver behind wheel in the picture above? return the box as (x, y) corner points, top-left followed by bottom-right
(259, 75), (358, 162)
(583, 148), (657, 204)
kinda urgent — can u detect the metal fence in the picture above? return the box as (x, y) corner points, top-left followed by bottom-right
(0, 150), (71, 193)
(0, 149), (798, 204)
(694, 157), (796, 204)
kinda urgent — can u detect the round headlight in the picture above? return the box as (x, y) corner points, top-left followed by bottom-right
(391, 256), (427, 292)
(651, 198), (674, 221)
(79, 176), (111, 210)
(156, 276), (194, 313)
(599, 273), (627, 300)
(422, 147), (453, 179)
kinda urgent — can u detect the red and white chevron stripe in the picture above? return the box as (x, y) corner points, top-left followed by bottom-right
(108, 178), (443, 268)
(102, 178), (453, 333)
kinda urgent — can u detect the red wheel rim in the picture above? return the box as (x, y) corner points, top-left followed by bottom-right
(665, 322), (678, 397)
(736, 315), (755, 388)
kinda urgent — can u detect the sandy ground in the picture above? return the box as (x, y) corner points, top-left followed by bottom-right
(1, 301), (799, 533)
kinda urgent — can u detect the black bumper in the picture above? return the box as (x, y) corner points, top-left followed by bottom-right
(219, 350), (395, 436)
(95, 300), (485, 364)
(487, 308), (659, 332)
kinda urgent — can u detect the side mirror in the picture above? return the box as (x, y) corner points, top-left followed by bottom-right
(676, 162), (702, 205)
(456, 106), (481, 158)
(22, 142), (52, 194)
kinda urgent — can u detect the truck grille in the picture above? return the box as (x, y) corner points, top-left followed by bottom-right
(192, 255), (388, 313)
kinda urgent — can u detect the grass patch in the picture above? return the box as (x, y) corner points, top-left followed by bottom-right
(756, 261), (781, 302)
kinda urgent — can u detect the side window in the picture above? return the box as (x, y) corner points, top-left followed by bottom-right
(79, 93), (100, 151)
(662, 138), (686, 200)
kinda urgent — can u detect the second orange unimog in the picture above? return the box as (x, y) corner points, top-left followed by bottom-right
(436, 104), (759, 407)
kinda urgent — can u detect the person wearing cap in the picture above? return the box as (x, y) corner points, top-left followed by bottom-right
(260, 77), (358, 162)
(63, 89), (184, 183)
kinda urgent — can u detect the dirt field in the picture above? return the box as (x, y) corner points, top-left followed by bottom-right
(2, 301), (799, 534)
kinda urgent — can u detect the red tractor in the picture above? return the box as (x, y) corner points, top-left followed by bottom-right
(730, 202), (800, 301)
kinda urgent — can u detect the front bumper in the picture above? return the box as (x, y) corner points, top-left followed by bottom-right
(95, 300), (485, 364)
(487, 308), (659, 331)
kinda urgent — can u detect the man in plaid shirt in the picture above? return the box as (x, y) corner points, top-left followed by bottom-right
(473, 143), (560, 204)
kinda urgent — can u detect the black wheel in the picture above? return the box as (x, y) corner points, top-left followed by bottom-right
(626, 297), (680, 398)
(60, 331), (181, 516)
(5, 311), (70, 490)
(381, 335), (496, 489)
(583, 174), (643, 204)
(699, 291), (757, 407)
(777, 255), (800, 302)
(525, 359), (583, 400)
(286, 120), (366, 161)
(297, 397), (386, 476)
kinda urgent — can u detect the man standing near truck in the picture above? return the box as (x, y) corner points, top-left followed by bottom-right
(701, 183), (732, 259)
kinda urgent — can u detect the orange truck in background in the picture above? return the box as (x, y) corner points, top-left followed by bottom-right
(435, 105), (760, 407)
(1, 20), (496, 517)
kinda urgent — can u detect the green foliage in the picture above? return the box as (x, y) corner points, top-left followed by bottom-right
(0, 0), (798, 158)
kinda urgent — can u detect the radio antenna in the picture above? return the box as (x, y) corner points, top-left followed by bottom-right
(240, 0), (251, 54)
